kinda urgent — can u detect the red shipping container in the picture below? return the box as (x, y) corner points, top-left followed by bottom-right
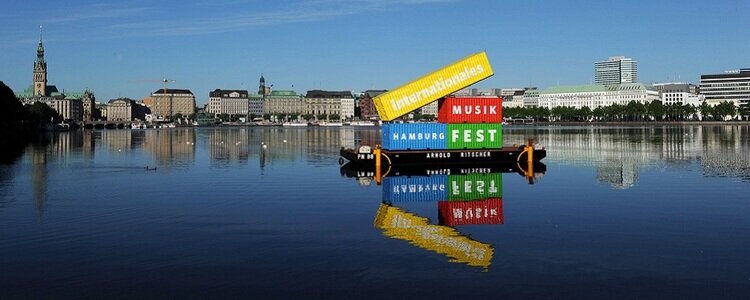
(438, 198), (504, 226)
(437, 96), (503, 123)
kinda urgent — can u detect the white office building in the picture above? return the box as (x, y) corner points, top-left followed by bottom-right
(595, 56), (638, 85)
(539, 83), (659, 110)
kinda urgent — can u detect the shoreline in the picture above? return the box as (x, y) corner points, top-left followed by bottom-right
(514, 121), (750, 126)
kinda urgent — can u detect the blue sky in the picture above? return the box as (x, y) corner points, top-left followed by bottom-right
(1, 0), (748, 105)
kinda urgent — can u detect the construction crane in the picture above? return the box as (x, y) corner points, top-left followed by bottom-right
(129, 78), (176, 122)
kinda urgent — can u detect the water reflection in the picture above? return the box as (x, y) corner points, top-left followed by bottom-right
(504, 125), (750, 187)
(342, 162), (545, 269)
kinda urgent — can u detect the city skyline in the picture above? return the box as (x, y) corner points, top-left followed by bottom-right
(1, 0), (748, 104)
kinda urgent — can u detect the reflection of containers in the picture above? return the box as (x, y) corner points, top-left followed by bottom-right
(374, 203), (494, 268)
(383, 175), (448, 203)
(447, 124), (503, 150)
(381, 123), (447, 150)
(373, 52), (494, 121)
(448, 173), (503, 201)
(438, 97), (503, 123)
(438, 198), (504, 226)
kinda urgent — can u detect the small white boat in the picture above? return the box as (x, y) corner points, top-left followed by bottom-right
(282, 122), (308, 127)
(318, 121), (343, 127)
(349, 121), (376, 126)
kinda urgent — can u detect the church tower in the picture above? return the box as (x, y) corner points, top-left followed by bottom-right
(258, 74), (266, 96)
(33, 26), (48, 97)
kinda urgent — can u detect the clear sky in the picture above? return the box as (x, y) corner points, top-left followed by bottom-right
(1, 0), (748, 105)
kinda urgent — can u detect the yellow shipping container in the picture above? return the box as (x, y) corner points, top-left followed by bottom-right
(373, 203), (494, 268)
(374, 51), (494, 121)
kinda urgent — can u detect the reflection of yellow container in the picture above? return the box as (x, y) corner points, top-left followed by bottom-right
(374, 52), (494, 121)
(374, 203), (494, 268)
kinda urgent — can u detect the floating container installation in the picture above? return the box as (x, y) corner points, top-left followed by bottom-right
(438, 96), (503, 123)
(340, 50), (546, 167)
(381, 123), (447, 150)
(438, 198), (504, 226)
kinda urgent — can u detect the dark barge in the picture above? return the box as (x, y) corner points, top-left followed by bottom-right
(339, 143), (546, 167)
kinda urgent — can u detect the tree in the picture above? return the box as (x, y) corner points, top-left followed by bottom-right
(27, 102), (61, 125)
(592, 107), (604, 121)
(699, 101), (713, 121)
(173, 113), (183, 121)
(684, 104), (698, 121)
(218, 113), (229, 122)
(714, 101), (736, 121)
(329, 114), (340, 120)
(0, 81), (29, 129)
(647, 101), (665, 121)
(578, 106), (592, 121)
(738, 102), (750, 121)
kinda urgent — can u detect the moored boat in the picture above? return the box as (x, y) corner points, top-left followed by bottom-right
(340, 142), (545, 167)
(282, 122), (308, 127)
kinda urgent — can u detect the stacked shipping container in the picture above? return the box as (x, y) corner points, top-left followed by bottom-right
(380, 96), (503, 150)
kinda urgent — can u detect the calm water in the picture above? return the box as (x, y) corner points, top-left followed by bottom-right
(1, 125), (749, 299)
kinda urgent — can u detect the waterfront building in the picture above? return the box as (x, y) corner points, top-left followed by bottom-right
(258, 74), (268, 96)
(146, 89), (196, 121)
(539, 83), (659, 110)
(651, 82), (704, 106)
(500, 88), (526, 108)
(249, 94), (264, 117)
(33, 29), (48, 97)
(49, 97), (83, 121)
(359, 90), (386, 120)
(80, 90), (98, 121)
(454, 87), (539, 108)
(418, 101), (438, 117)
(304, 90), (354, 120)
(263, 90), (305, 116)
(106, 98), (148, 121)
(15, 29), (92, 122)
(699, 68), (750, 107)
(595, 56), (638, 85)
(96, 102), (108, 120)
(523, 87), (540, 107)
(208, 89), (249, 116)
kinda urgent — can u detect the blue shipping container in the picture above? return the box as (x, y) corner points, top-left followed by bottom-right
(381, 123), (448, 150)
(383, 175), (448, 203)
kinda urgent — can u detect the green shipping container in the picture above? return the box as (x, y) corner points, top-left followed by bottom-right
(447, 124), (503, 149)
(448, 173), (503, 201)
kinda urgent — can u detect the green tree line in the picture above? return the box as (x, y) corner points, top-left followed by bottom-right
(504, 100), (745, 122)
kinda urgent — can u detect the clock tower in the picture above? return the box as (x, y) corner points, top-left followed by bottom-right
(33, 26), (48, 96)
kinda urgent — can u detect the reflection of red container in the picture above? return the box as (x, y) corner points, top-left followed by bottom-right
(437, 97), (503, 123)
(438, 198), (503, 226)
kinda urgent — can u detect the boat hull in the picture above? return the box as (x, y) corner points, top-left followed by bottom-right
(340, 146), (545, 166)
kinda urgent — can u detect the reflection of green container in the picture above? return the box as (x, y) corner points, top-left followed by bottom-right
(448, 173), (503, 201)
(447, 124), (503, 149)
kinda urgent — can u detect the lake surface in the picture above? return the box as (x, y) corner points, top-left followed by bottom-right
(1, 125), (749, 299)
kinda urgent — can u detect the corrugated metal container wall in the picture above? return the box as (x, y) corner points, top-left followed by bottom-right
(438, 198), (504, 226)
(373, 52), (495, 121)
(381, 123), (448, 150)
(382, 175), (448, 203)
(447, 173), (503, 201)
(437, 97), (503, 123)
(447, 123), (503, 149)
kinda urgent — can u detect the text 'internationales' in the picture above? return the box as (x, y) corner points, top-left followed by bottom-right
(390, 64), (485, 111)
